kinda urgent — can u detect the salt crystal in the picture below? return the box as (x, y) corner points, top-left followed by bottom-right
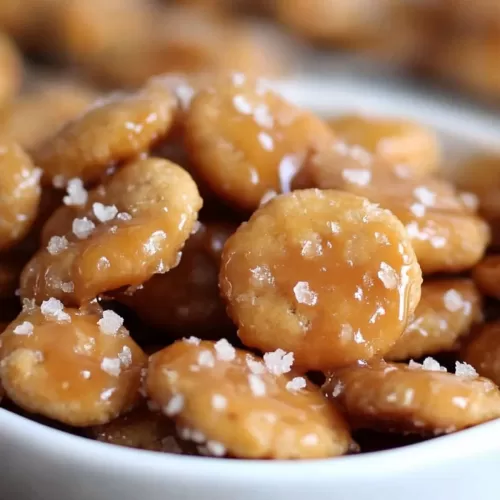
(232, 72), (246, 86)
(93, 202), (118, 223)
(72, 217), (95, 239)
(260, 190), (277, 206)
(410, 203), (426, 218)
(293, 281), (317, 306)
(100, 388), (116, 401)
(212, 394), (227, 411)
(81, 370), (91, 379)
(214, 339), (236, 361)
(455, 361), (478, 378)
(422, 357), (447, 372)
(408, 360), (422, 370)
(198, 350), (215, 368)
(403, 388), (415, 406)
(61, 281), (74, 294)
(183, 336), (201, 346)
(246, 355), (266, 375)
(413, 186), (436, 207)
(253, 104), (274, 128)
(205, 440), (226, 457)
(41, 298), (71, 322)
(117, 212), (132, 221)
(331, 381), (344, 397)
(286, 377), (306, 392)
(13, 321), (33, 335)
(377, 262), (398, 290)
(258, 131), (274, 151)
(452, 396), (468, 409)
(98, 310), (124, 335)
(301, 433), (319, 446)
(47, 235), (69, 255)
(63, 178), (87, 206)
(443, 289), (464, 313)
(342, 168), (372, 186)
(22, 298), (36, 312)
(163, 394), (185, 417)
(101, 357), (121, 377)
(190, 430), (206, 444)
(118, 346), (132, 367)
(233, 95), (252, 114)
(248, 374), (266, 396)
(263, 349), (294, 375)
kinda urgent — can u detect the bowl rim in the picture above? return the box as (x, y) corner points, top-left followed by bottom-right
(2, 75), (500, 478)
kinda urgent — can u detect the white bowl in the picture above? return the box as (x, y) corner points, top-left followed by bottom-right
(2, 76), (500, 500)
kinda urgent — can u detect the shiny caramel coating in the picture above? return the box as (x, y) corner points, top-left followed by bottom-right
(33, 85), (176, 187)
(462, 322), (500, 387)
(0, 33), (22, 107)
(185, 75), (334, 212)
(21, 158), (202, 305)
(0, 305), (147, 426)
(0, 82), (99, 152)
(386, 279), (483, 361)
(454, 154), (500, 247)
(0, 142), (42, 251)
(147, 340), (354, 459)
(473, 255), (500, 299)
(118, 221), (234, 337)
(325, 361), (500, 435)
(328, 115), (440, 177)
(90, 404), (195, 454)
(220, 189), (422, 371)
(294, 145), (489, 274)
(391, 207), (490, 275)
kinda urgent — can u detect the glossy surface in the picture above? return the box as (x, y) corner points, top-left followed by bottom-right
(0, 142), (42, 251)
(147, 340), (353, 459)
(387, 279), (482, 361)
(325, 361), (500, 434)
(21, 158), (202, 305)
(220, 189), (422, 370)
(0, 305), (147, 426)
(119, 221), (234, 337)
(185, 75), (334, 211)
(328, 115), (440, 176)
(33, 84), (176, 186)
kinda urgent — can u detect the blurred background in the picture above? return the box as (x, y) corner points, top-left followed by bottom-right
(0, 0), (499, 107)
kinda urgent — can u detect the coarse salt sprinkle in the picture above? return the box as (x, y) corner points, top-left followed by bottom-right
(98, 310), (124, 335)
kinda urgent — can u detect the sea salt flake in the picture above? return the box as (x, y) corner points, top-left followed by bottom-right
(93, 202), (118, 223)
(191, 430), (206, 444)
(452, 396), (468, 409)
(260, 190), (277, 206)
(264, 349), (294, 375)
(455, 361), (478, 378)
(342, 168), (372, 186)
(413, 186), (436, 207)
(117, 212), (132, 221)
(63, 178), (87, 206)
(248, 374), (266, 396)
(100, 388), (116, 401)
(443, 289), (464, 313)
(214, 339), (236, 361)
(81, 370), (91, 379)
(13, 321), (33, 335)
(258, 131), (274, 151)
(98, 310), (124, 335)
(233, 95), (252, 114)
(293, 281), (317, 306)
(246, 355), (266, 375)
(205, 440), (226, 457)
(422, 357), (447, 372)
(183, 336), (201, 345)
(410, 203), (426, 217)
(101, 357), (121, 377)
(408, 360), (422, 370)
(212, 394), (227, 411)
(301, 433), (319, 446)
(163, 394), (185, 417)
(118, 346), (132, 367)
(61, 281), (74, 293)
(41, 298), (71, 322)
(47, 235), (69, 255)
(72, 217), (95, 239)
(198, 350), (215, 368)
(377, 262), (399, 290)
(331, 381), (344, 397)
(286, 377), (306, 392)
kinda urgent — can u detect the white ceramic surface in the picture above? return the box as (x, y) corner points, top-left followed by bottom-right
(2, 77), (500, 500)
